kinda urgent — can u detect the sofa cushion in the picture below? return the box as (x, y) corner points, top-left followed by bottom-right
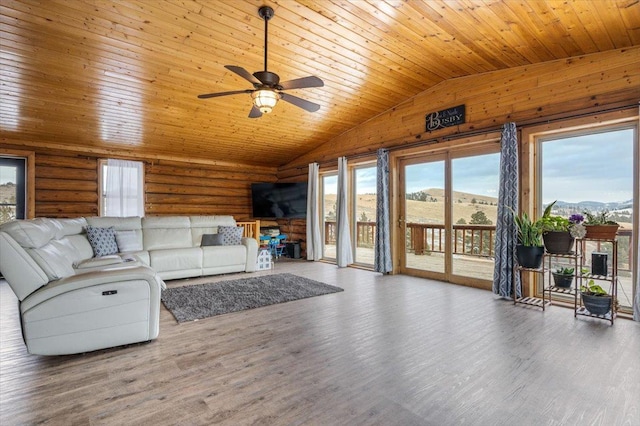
(201, 233), (224, 246)
(54, 218), (88, 239)
(86, 216), (143, 231)
(202, 245), (246, 268)
(189, 215), (236, 246)
(142, 216), (192, 250)
(149, 247), (202, 273)
(61, 235), (93, 264)
(28, 239), (76, 280)
(0, 218), (58, 249)
(86, 226), (119, 257)
(115, 230), (143, 252)
(218, 226), (243, 245)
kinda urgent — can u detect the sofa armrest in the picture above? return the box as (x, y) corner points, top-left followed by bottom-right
(20, 264), (165, 313)
(0, 232), (49, 301)
(241, 237), (259, 272)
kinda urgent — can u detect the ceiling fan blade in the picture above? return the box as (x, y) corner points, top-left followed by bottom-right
(248, 105), (263, 118)
(279, 76), (324, 90)
(198, 89), (252, 99)
(280, 92), (321, 112)
(225, 65), (261, 85)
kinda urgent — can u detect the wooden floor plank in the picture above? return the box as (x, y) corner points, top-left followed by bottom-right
(1, 260), (639, 425)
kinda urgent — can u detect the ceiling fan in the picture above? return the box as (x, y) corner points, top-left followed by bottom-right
(198, 6), (324, 118)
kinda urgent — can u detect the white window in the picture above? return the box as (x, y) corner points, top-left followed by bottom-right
(100, 159), (145, 217)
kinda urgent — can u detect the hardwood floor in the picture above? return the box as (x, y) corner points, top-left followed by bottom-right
(1, 261), (638, 425)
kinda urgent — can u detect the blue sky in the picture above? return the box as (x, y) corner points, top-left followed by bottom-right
(323, 128), (635, 204)
(0, 167), (16, 185)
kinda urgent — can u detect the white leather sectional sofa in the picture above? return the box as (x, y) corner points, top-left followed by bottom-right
(0, 215), (259, 355)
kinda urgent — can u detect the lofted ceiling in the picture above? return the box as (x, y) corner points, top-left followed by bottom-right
(1, 0), (639, 167)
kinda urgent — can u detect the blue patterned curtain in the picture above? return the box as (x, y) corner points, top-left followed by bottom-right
(493, 123), (520, 298)
(374, 149), (392, 273)
(336, 157), (353, 267)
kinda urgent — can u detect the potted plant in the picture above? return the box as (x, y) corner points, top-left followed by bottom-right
(510, 208), (544, 268)
(551, 267), (574, 288)
(538, 201), (574, 253)
(580, 279), (614, 316)
(582, 209), (619, 240)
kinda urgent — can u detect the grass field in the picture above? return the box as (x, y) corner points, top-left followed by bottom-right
(325, 188), (498, 224)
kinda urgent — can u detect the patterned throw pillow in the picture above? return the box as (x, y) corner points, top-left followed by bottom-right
(86, 225), (119, 257)
(217, 226), (243, 245)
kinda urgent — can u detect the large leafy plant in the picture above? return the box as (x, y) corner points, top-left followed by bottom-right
(580, 279), (608, 296)
(509, 207), (543, 247)
(538, 201), (570, 232)
(582, 209), (618, 225)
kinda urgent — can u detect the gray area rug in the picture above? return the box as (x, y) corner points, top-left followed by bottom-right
(161, 273), (343, 323)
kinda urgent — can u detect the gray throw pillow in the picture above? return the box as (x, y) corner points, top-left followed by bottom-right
(217, 226), (243, 245)
(201, 233), (224, 246)
(86, 225), (119, 257)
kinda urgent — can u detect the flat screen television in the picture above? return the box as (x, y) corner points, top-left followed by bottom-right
(251, 182), (308, 219)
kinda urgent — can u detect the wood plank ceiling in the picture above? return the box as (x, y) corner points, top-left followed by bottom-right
(1, 0), (639, 167)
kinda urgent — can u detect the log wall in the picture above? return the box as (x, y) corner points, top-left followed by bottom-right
(1, 144), (278, 220)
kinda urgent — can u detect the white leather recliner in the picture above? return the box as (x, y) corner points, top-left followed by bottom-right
(0, 217), (164, 355)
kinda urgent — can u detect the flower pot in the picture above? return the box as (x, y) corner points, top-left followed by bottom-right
(515, 245), (544, 269)
(551, 272), (573, 288)
(584, 224), (619, 240)
(581, 293), (612, 316)
(543, 231), (575, 254)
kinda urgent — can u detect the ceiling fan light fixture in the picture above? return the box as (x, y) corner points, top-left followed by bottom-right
(252, 89), (280, 114)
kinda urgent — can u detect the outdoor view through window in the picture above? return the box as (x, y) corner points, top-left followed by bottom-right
(541, 127), (635, 310)
(0, 159), (24, 225)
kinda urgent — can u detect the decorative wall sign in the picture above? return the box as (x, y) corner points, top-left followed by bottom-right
(425, 104), (466, 132)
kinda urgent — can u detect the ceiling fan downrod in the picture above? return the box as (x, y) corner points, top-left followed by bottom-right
(258, 6), (274, 73)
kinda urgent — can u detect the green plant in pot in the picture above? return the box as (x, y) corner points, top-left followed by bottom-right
(510, 207), (544, 269)
(551, 267), (574, 288)
(580, 279), (614, 316)
(582, 209), (619, 240)
(538, 200), (574, 254)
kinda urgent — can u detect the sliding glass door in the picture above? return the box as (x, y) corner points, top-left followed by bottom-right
(353, 166), (377, 265)
(321, 174), (337, 260)
(451, 153), (500, 281)
(400, 157), (446, 277)
(398, 141), (500, 287)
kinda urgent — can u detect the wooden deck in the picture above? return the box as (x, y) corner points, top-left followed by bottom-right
(1, 261), (639, 425)
(325, 245), (635, 308)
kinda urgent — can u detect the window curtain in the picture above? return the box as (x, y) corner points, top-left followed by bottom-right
(492, 123), (520, 298)
(336, 157), (353, 267)
(374, 149), (392, 273)
(104, 159), (144, 217)
(635, 234), (639, 321)
(306, 162), (322, 261)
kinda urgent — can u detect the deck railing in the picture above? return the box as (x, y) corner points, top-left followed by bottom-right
(325, 221), (495, 258)
(324, 221), (633, 268)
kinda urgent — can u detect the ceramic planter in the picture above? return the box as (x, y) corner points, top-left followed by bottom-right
(543, 231), (575, 254)
(581, 293), (612, 316)
(515, 245), (544, 269)
(584, 224), (619, 240)
(551, 272), (573, 288)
